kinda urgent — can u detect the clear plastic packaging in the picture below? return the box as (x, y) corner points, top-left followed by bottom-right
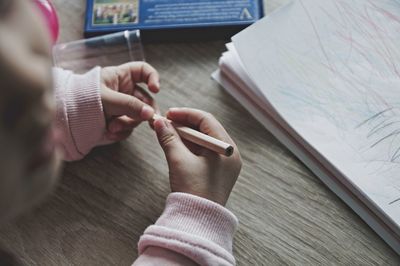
(53, 30), (144, 73)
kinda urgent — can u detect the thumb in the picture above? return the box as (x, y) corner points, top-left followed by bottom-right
(102, 88), (154, 120)
(154, 118), (191, 162)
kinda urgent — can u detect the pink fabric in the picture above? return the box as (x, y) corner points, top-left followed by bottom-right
(53, 67), (106, 161)
(136, 193), (238, 266)
(53, 67), (238, 265)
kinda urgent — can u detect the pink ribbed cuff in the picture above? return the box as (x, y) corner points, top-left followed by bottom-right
(138, 193), (238, 265)
(64, 67), (105, 156)
(157, 193), (238, 250)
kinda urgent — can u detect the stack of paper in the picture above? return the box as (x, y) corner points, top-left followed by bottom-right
(213, 0), (400, 254)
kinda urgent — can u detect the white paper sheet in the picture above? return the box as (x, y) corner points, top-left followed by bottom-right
(228, 0), (400, 250)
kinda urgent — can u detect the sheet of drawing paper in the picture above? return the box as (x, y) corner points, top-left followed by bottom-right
(233, 0), (400, 231)
(213, 60), (400, 252)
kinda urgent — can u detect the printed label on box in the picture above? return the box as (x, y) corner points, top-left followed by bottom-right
(85, 0), (263, 36)
(140, 0), (258, 26)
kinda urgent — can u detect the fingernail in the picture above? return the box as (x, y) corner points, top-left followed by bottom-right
(141, 105), (154, 120)
(169, 107), (180, 112)
(156, 117), (171, 130)
(154, 118), (168, 132)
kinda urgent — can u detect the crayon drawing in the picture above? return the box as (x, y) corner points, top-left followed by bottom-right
(233, 0), (400, 226)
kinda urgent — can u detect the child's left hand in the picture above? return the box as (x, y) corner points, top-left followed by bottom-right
(100, 62), (160, 141)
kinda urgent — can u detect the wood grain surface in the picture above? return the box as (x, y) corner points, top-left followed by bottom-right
(0, 0), (399, 265)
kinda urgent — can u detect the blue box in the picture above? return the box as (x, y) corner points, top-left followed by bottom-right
(85, 0), (264, 41)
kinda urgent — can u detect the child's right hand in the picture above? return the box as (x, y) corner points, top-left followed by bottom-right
(100, 62), (160, 142)
(154, 108), (242, 206)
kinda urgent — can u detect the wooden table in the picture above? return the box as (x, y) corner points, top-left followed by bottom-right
(0, 0), (399, 265)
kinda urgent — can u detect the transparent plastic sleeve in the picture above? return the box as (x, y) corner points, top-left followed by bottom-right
(53, 30), (144, 73)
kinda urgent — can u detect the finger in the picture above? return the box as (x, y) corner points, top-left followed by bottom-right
(166, 108), (233, 143)
(102, 89), (154, 120)
(117, 62), (160, 93)
(108, 116), (141, 133)
(147, 105), (162, 131)
(133, 84), (160, 113)
(105, 129), (133, 141)
(154, 118), (192, 163)
(133, 84), (154, 105)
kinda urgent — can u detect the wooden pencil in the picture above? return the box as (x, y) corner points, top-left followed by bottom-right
(152, 114), (234, 156)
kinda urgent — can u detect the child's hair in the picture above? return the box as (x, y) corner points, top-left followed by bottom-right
(0, 2), (58, 264)
(0, 1), (10, 12)
(0, 0), (59, 223)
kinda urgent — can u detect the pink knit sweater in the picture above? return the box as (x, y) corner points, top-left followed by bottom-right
(53, 67), (238, 265)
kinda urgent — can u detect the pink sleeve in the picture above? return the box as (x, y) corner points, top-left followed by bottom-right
(134, 193), (238, 266)
(53, 67), (106, 161)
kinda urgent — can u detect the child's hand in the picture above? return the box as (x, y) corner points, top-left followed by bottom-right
(100, 62), (160, 141)
(154, 108), (242, 206)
